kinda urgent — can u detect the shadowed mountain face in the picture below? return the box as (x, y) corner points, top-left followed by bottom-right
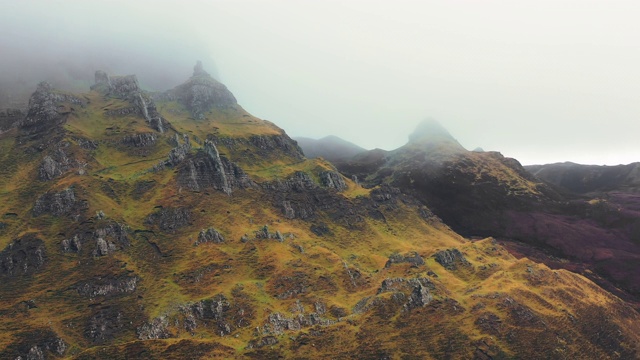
(1, 68), (640, 359)
(527, 162), (640, 194)
(309, 120), (640, 307)
(293, 135), (366, 163)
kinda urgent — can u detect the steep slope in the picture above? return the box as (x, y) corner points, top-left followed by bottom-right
(1, 67), (639, 359)
(329, 120), (640, 307)
(293, 135), (366, 164)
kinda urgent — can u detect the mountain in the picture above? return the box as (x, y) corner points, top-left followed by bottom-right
(527, 162), (640, 194)
(1, 65), (640, 359)
(293, 135), (366, 163)
(319, 120), (640, 309)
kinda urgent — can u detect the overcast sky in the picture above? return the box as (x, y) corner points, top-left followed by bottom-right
(2, 0), (640, 165)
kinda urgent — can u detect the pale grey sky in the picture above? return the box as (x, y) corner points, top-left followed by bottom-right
(2, 0), (640, 165)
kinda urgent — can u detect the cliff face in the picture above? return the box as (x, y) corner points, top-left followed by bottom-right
(0, 65), (639, 359)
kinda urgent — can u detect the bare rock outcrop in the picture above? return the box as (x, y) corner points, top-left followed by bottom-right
(92, 71), (168, 133)
(196, 228), (225, 245)
(434, 248), (470, 270)
(385, 251), (425, 268)
(0, 235), (46, 277)
(319, 170), (347, 191)
(76, 275), (139, 299)
(159, 61), (237, 120)
(176, 139), (254, 194)
(145, 207), (192, 233)
(32, 187), (78, 217)
(19, 82), (85, 137)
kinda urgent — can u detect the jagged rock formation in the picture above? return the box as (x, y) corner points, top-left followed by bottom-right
(75, 275), (139, 299)
(176, 139), (254, 194)
(196, 228), (225, 245)
(319, 170), (347, 191)
(60, 234), (82, 253)
(434, 248), (470, 270)
(18, 82), (84, 137)
(32, 187), (79, 217)
(212, 134), (305, 161)
(384, 251), (425, 268)
(121, 132), (157, 148)
(0, 330), (67, 360)
(0, 235), (46, 277)
(92, 71), (167, 132)
(145, 207), (192, 233)
(159, 61), (237, 119)
(92, 222), (130, 257)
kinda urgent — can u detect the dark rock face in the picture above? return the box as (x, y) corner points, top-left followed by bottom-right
(92, 222), (130, 257)
(177, 140), (254, 194)
(385, 252), (425, 268)
(61, 234), (82, 253)
(32, 187), (77, 217)
(319, 171), (347, 191)
(121, 133), (157, 147)
(310, 223), (332, 236)
(0, 235), (46, 277)
(0, 108), (24, 132)
(247, 336), (278, 349)
(434, 248), (470, 270)
(262, 171), (316, 193)
(0, 330), (67, 360)
(145, 207), (192, 233)
(76, 275), (139, 299)
(196, 228), (225, 245)
(19, 82), (84, 137)
(84, 306), (124, 344)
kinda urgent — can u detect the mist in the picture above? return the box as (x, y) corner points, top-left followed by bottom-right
(2, 0), (640, 165)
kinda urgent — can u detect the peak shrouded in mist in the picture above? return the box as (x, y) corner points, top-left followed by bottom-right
(2, 0), (640, 165)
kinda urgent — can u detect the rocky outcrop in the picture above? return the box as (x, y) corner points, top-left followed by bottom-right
(384, 252), (425, 268)
(212, 134), (305, 161)
(92, 71), (168, 133)
(354, 278), (434, 314)
(92, 222), (130, 257)
(145, 207), (192, 233)
(176, 139), (254, 194)
(38, 143), (74, 181)
(61, 234), (82, 253)
(84, 306), (124, 344)
(136, 316), (171, 340)
(246, 336), (278, 349)
(258, 312), (336, 336)
(76, 275), (139, 299)
(196, 228), (225, 245)
(159, 62), (237, 119)
(121, 133), (157, 147)
(434, 248), (470, 270)
(0, 235), (46, 277)
(0, 330), (67, 360)
(19, 82), (84, 136)
(179, 294), (253, 336)
(32, 187), (78, 217)
(262, 171), (316, 193)
(319, 171), (347, 191)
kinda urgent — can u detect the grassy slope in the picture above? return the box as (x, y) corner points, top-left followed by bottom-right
(0, 89), (638, 359)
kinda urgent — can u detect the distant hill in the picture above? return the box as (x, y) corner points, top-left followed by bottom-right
(526, 162), (640, 194)
(294, 135), (366, 163)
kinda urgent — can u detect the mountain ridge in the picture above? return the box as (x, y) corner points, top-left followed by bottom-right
(1, 64), (639, 359)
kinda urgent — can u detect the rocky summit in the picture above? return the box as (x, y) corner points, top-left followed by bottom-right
(1, 62), (640, 359)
